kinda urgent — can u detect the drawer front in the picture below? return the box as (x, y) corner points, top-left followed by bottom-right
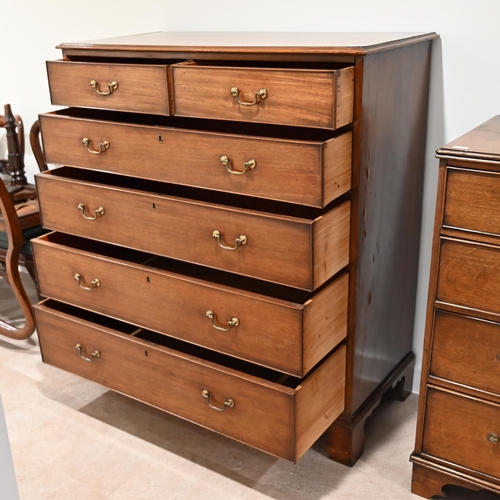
(34, 300), (346, 462)
(423, 388), (500, 479)
(40, 113), (352, 208)
(47, 61), (171, 115)
(36, 170), (350, 291)
(430, 310), (500, 396)
(172, 64), (354, 130)
(437, 238), (500, 316)
(32, 234), (349, 377)
(444, 167), (500, 237)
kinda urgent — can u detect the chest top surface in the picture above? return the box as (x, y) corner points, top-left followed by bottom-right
(438, 115), (500, 162)
(56, 31), (438, 57)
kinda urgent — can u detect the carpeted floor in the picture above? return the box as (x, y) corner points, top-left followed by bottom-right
(0, 272), (498, 500)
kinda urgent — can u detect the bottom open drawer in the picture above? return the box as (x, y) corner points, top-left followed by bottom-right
(34, 299), (346, 462)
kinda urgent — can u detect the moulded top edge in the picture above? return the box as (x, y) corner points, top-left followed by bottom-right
(56, 31), (439, 56)
(437, 115), (500, 161)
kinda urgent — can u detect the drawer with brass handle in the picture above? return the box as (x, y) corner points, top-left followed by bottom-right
(171, 62), (354, 130)
(34, 298), (346, 462)
(39, 109), (352, 208)
(35, 167), (350, 291)
(422, 388), (500, 480)
(32, 231), (348, 377)
(46, 60), (172, 115)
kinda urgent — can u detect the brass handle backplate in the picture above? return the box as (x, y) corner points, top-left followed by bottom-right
(230, 86), (267, 107)
(74, 273), (101, 291)
(75, 343), (101, 362)
(220, 155), (256, 176)
(212, 230), (247, 251)
(201, 389), (234, 412)
(82, 137), (110, 155)
(205, 310), (239, 332)
(487, 432), (499, 444)
(90, 79), (118, 96)
(77, 203), (105, 221)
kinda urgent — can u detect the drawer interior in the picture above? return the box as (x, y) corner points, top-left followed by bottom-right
(52, 107), (345, 142)
(39, 165), (347, 220)
(39, 299), (308, 388)
(175, 60), (352, 70)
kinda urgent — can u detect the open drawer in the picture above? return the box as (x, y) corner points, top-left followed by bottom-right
(32, 232), (348, 377)
(35, 167), (350, 291)
(172, 61), (354, 130)
(47, 60), (172, 115)
(34, 299), (346, 462)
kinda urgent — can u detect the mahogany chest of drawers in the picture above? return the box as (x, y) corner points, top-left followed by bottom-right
(411, 116), (500, 496)
(33, 32), (437, 465)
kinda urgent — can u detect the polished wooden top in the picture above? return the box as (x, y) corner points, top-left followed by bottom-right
(438, 115), (500, 162)
(57, 31), (438, 57)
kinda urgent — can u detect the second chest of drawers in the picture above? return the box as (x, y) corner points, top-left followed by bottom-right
(411, 116), (500, 497)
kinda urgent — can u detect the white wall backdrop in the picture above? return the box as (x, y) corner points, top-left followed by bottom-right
(2, 1), (500, 392)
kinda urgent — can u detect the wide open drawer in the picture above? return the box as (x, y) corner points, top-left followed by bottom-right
(172, 62), (354, 130)
(47, 60), (171, 115)
(34, 299), (346, 462)
(32, 232), (348, 377)
(39, 109), (352, 208)
(35, 168), (350, 291)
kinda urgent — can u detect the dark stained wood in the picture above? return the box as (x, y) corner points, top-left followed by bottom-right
(325, 41), (433, 463)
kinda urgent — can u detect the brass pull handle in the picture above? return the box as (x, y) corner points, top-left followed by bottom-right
(230, 86), (267, 107)
(201, 390), (234, 412)
(74, 273), (100, 291)
(205, 310), (239, 332)
(82, 137), (110, 155)
(220, 155), (256, 176)
(77, 203), (105, 220)
(487, 432), (499, 444)
(90, 79), (118, 96)
(75, 343), (101, 362)
(212, 230), (247, 251)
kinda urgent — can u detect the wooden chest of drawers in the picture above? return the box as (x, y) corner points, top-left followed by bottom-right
(411, 116), (500, 496)
(33, 32), (437, 465)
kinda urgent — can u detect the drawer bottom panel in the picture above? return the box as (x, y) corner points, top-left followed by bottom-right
(422, 388), (500, 479)
(34, 299), (346, 462)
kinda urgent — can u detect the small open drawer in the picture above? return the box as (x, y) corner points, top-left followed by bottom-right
(172, 61), (354, 130)
(34, 299), (346, 462)
(47, 60), (172, 115)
